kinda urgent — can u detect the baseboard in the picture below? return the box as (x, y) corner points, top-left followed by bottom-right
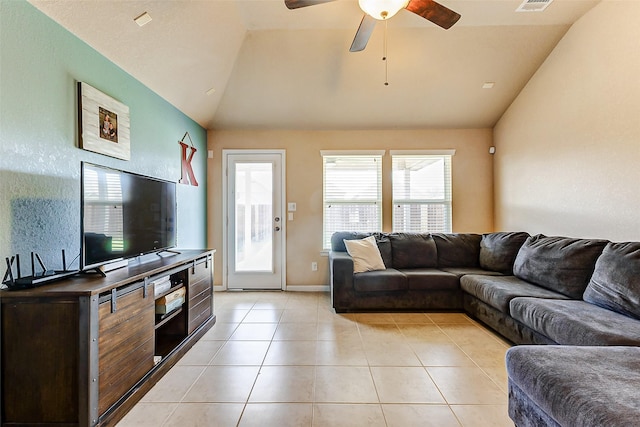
(214, 284), (329, 292)
(285, 285), (330, 292)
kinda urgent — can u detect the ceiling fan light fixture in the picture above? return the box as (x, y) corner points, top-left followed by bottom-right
(358, 0), (409, 20)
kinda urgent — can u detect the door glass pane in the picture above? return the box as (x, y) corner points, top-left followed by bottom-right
(235, 162), (273, 271)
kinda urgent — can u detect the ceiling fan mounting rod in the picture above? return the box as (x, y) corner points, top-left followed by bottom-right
(383, 20), (389, 86)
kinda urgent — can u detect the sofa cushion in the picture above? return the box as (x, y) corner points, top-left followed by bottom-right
(353, 268), (407, 292)
(389, 233), (437, 269)
(461, 275), (568, 314)
(510, 297), (640, 346)
(439, 267), (503, 278)
(432, 233), (481, 268)
(401, 269), (459, 291)
(331, 232), (392, 267)
(479, 232), (529, 274)
(512, 235), (608, 298)
(343, 236), (386, 273)
(507, 345), (640, 427)
(583, 242), (640, 320)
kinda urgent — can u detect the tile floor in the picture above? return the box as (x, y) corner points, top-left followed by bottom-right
(117, 291), (514, 427)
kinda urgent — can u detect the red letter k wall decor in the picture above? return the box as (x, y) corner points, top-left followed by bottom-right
(179, 132), (199, 187)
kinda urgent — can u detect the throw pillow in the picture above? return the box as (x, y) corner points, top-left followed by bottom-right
(331, 232), (392, 267)
(331, 232), (375, 252)
(583, 242), (640, 320)
(343, 236), (386, 273)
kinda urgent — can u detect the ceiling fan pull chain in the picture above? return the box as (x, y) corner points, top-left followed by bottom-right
(383, 20), (389, 86)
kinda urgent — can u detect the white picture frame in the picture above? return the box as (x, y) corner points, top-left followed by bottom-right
(78, 82), (130, 160)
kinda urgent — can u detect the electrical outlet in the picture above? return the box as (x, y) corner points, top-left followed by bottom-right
(311, 262), (318, 271)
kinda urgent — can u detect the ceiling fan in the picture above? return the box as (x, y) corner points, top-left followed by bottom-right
(284, 0), (461, 52)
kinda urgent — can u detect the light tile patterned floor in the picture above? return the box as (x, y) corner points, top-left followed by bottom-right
(117, 291), (514, 427)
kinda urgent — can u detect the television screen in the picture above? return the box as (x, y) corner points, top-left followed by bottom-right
(81, 162), (177, 270)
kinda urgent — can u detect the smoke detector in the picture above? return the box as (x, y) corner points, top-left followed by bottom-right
(516, 0), (553, 12)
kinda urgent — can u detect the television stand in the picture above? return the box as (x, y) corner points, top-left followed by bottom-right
(0, 249), (215, 427)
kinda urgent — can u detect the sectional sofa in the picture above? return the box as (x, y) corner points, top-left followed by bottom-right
(329, 231), (508, 313)
(329, 231), (640, 426)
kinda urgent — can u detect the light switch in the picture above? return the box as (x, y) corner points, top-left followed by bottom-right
(288, 202), (297, 212)
(288, 212), (294, 221)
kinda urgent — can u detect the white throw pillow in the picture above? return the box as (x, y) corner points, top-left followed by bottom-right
(343, 236), (386, 273)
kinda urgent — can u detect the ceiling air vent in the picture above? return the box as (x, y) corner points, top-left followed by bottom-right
(516, 0), (553, 12)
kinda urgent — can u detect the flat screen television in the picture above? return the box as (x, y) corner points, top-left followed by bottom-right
(81, 162), (177, 271)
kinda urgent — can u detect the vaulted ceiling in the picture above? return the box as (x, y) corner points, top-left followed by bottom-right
(30, 0), (599, 130)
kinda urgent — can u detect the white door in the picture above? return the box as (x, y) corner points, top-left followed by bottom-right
(223, 151), (285, 290)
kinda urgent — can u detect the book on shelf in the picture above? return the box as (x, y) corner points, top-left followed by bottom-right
(151, 275), (172, 296)
(156, 286), (185, 305)
(155, 295), (185, 315)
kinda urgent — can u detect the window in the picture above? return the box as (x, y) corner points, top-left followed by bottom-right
(391, 151), (453, 233)
(322, 151), (383, 249)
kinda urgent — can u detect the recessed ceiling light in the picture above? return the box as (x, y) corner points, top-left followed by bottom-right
(134, 12), (152, 27)
(482, 82), (495, 89)
(206, 87), (216, 96)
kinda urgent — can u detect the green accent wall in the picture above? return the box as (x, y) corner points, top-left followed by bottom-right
(0, 0), (207, 272)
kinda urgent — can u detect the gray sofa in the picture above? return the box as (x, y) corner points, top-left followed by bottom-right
(502, 239), (640, 427)
(329, 231), (516, 313)
(329, 231), (640, 426)
(463, 235), (640, 346)
(331, 231), (640, 346)
(461, 235), (640, 346)
(506, 345), (640, 427)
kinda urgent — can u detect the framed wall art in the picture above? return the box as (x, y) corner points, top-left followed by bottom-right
(77, 82), (130, 160)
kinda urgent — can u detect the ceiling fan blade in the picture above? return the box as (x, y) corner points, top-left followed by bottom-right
(405, 0), (461, 29)
(349, 14), (377, 52)
(284, 0), (335, 10)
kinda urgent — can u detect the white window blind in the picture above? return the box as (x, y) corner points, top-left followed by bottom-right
(322, 152), (383, 249)
(392, 153), (452, 233)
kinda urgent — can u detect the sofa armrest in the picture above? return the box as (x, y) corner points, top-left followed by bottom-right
(329, 251), (354, 311)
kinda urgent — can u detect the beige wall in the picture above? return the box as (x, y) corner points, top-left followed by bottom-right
(207, 129), (494, 287)
(494, 0), (640, 241)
